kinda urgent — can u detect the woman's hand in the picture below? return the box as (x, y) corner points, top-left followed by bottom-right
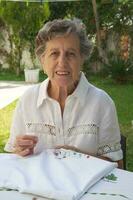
(55, 145), (124, 169)
(14, 135), (38, 156)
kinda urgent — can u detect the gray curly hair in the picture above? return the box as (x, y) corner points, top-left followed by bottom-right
(35, 18), (92, 60)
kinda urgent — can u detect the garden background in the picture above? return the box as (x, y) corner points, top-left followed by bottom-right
(0, 0), (133, 171)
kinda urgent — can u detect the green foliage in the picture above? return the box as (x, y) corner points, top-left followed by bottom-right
(0, 1), (50, 74)
(49, 0), (133, 36)
(49, 1), (95, 35)
(0, 100), (17, 152)
(98, 0), (133, 33)
(104, 52), (133, 83)
(111, 59), (132, 79)
(0, 0), (133, 77)
(0, 68), (25, 81)
(0, 68), (47, 82)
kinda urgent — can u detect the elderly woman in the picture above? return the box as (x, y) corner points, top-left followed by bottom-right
(5, 19), (123, 168)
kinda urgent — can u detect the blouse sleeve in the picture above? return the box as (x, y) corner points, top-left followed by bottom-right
(97, 93), (123, 161)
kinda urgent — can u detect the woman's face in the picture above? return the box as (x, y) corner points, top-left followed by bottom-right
(41, 34), (84, 88)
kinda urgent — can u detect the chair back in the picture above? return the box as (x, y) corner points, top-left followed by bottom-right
(120, 135), (126, 170)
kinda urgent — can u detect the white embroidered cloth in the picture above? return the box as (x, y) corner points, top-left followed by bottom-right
(0, 149), (117, 200)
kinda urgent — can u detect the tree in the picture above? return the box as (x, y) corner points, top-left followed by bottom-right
(0, 1), (50, 75)
(92, 0), (102, 58)
(0, 0), (132, 75)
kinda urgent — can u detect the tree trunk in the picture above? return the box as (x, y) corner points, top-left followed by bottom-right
(16, 44), (22, 76)
(92, 0), (101, 54)
(92, 0), (108, 64)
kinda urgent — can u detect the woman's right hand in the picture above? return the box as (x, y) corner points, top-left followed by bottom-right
(14, 135), (38, 156)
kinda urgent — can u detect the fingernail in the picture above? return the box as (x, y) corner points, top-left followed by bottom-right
(25, 149), (29, 152)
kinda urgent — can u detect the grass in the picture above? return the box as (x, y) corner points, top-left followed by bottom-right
(0, 70), (25, 81)
(0, 69), (47, 82)
(0, 72), (133, 171)
(0, 100), (17, 152)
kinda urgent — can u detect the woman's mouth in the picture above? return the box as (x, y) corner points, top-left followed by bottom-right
(56, 71), (70, 75)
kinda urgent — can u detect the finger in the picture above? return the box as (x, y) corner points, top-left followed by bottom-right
(17, 139), (34, 147)
(16, 135), (38, 143)
(16, 148), (33, 157)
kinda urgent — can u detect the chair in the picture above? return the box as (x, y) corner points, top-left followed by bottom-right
(120, 135), (126, 170)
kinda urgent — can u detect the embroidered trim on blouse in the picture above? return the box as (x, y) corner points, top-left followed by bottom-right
(26, 123), (56, 136)
(97, 142), (121, 155)
(67, 124), (99, 136)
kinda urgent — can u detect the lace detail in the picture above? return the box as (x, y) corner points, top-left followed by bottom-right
(98, 142), (121, 155)
(67, 124), (98, 136)
(26, 123), (56, 136)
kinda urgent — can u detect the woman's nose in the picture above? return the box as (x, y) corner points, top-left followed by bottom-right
(58, 53), (67, 67)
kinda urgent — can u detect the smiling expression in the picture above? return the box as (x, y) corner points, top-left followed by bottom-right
(41, 34), (84, 89)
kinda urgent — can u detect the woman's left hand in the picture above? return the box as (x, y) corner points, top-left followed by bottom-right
(55, 145), (123, 169)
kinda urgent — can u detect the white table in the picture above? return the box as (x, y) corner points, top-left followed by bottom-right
(0, 168), (133, 200)
(83, 168), (133, 200)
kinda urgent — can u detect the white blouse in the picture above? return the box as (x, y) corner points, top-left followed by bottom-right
(5, 73), (123, 161)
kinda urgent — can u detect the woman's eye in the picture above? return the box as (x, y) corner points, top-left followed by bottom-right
(67, 52), (76, 57)
(51, 52), (58, 56)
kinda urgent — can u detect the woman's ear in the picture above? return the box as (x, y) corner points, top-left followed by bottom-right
(40, 54), (44, 65)
(40, 54), (46, 74)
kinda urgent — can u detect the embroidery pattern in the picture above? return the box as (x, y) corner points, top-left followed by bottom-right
(98, 142), (121, 155)
(0, 188), (18, 191)
(0, 188), (130, 200)
(0, 188), (38, 200)
(89, 192), (131, 199)
(103, 173), (118, 182)
(53, 149), (90, 159)
(26, 123), (56, 136)
(67, 124), (98, 136)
